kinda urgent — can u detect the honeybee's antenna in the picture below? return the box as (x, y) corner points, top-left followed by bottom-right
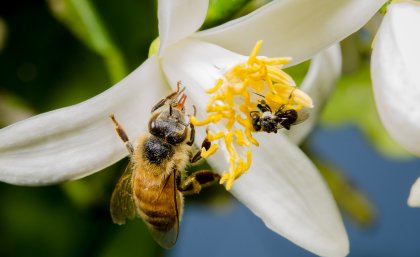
(171, 81), (186, 103)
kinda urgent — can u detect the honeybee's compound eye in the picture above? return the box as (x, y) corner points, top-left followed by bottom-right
(166, 127), (188, 145)
(149, 115), (165, 138)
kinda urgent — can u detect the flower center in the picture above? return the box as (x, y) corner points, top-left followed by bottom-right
(191, 40), (313, 190)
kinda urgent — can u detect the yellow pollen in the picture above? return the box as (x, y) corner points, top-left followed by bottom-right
(194, 40), (313, 190)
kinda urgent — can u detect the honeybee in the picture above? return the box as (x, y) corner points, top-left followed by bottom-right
(250, 99), (309, 133)
(109, 83), (220, 249)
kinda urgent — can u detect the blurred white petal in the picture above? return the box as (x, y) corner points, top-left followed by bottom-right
(216, 134), (348, 257)
(158, 0), (209, 55)
(371, 2), (420, 156)
(285, 44), (342, 144)
(408, 177), (420, 207)
(195, 0), (386, 65)
(0, 56), (168, 185)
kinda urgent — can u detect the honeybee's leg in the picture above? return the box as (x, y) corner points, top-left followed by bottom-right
(151, 81), (184, 112)
(110, 114), (134, 155)
(187, 105), (197, 146)
(190, 134), (211, 163)
(187, 123), (195, 146)
(178, 170), (221, 195)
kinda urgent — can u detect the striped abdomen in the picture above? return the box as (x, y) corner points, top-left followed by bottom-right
(133, 165), (182, 232)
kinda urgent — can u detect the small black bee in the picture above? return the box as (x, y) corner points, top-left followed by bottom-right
(250, 99), (308, 133)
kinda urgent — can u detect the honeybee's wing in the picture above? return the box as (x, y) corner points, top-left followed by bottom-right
(148, 172), (180, 249)
(110, 162), (138, 225)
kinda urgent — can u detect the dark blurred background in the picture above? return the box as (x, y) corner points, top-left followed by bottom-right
(1, 1), (420, 257)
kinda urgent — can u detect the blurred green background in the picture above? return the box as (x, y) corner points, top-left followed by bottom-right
(1, 1), (420, 257)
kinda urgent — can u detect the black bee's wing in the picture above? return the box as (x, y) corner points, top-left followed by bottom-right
(277, 109), (310, 129)
(110, 162), (138, 225)
(292, 109), (310, 125)
(148, 171), (180, 249)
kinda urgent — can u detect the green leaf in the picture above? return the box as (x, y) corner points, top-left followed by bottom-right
(47, 0), (127, 82)
(202, 0), (252, 29)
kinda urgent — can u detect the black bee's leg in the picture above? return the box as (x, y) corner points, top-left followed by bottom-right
(178, 170), (221, 195)
(257, 100), (272, 113)
(190, 131), (211, 163)
(110, 114), (134, 155)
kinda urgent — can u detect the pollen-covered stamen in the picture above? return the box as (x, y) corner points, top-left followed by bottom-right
(191, 40), (313, 190)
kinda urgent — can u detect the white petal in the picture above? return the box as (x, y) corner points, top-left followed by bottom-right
(371, 2), (420, 156)
(408, 177), (420, 207)
(161, 38), (246, 114)
(216, 134), (348, 257)
(158, 0), (209, 55)
(194, 0), (386, 65)
(161, 39), (348, 256)
(285, 44), (342, 144)
(0, 56), (168, 185)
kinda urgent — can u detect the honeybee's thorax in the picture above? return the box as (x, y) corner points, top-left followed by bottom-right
(142, 135), (175, 166)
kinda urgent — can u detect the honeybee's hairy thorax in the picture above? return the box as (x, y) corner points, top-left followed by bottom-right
(133, 134), (192, 180)
(143, 136), (175, 165)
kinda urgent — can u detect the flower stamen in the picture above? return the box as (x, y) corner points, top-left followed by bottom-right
(191, 40), (313, 190)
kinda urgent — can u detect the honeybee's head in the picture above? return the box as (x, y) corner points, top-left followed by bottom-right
(148, 94), (189, 145)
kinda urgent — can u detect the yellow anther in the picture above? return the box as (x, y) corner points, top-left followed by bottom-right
(207, 131), (225, 141)
(207, 94), (224, 107)
(262, 57), (292, 66)
(244, 150), (252, 170)
(206, 79), (224, 94)
(190, 114), (222, 126)
(236, 115), (250, 128)
(291, 89), (314, 108)
(247, 40), (263, 65)
(201, 144), (219, 158)
(224, 132), (237, 159)
(267, 66), (295, 87)
(225, 117), (236, 131)
(234, 129), (250, 147)
(245, 127), (259, 146)
(206, 105), (231, 113)
(235, 158), (245, 177)
(249, 80), (264, 92)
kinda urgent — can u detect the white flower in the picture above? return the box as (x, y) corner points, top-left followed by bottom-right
(0, 0), (385, 256)
(370, 1), (420, 207)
